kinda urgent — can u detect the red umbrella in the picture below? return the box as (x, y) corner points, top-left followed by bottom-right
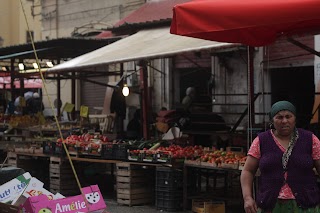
(170, 0), (320, 46)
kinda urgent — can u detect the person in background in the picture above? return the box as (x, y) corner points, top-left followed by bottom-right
(5, 98), (15, 115)
(181, 87), (196, 112)
(240, 100), (320, 213)
(110, 87), (126, 137)
(27, 92), (44, 115)
(126, 109), (142, 140)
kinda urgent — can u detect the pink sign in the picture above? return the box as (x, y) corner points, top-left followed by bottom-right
(20, 185), (106, 213)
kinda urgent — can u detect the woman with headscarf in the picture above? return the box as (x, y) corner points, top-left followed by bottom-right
(241, 100), (320, 213)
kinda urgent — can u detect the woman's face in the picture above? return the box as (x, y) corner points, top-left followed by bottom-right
(272, 110), (296, 137)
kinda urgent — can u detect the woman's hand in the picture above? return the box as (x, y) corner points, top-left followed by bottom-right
(244, 196), (258, 213)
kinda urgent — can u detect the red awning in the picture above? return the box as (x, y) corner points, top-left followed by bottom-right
(170, 0), (320, 46)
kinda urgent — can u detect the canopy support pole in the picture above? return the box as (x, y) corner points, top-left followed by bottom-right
(249, 46), (255, 127)
(139, 60), (150, 140)
(57, 73), (61, 120)
(71, 71), (76, 120)
(10, 59), (15, 98)
(287, 37), (320, 57)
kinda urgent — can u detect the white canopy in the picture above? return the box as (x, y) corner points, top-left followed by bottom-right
(49, 27), (239, 72)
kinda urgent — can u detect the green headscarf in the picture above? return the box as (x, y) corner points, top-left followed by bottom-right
(270, 100), (296, 119)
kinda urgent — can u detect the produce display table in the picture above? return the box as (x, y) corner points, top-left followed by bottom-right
(6, 152), (244, 211)
(6, 152), (179, 192)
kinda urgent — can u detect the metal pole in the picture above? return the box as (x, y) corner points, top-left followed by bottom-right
(139, 60), (149, 139)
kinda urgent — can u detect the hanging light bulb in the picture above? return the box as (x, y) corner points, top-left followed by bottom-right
(122, 84), (130, 96)
(18, 63), (25, 71)
(46, 61), (54, 68)
(32, 62), (39, 69)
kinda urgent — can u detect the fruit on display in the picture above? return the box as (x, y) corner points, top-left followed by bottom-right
(198, 149), (245, 169)
(128, 144), (205, 163)
(4, 115), (39, 128)
(53, 134), (247, 169)
(55, 133), (110, 155)
(239, 156), (247, 166)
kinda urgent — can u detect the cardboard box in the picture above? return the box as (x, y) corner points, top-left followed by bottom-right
(20, 185), (106, 213)
(12, 177), (63, 206)
(0, 172), (31, 204)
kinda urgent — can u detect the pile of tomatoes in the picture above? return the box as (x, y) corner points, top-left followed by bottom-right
(200, 150), (245, 166)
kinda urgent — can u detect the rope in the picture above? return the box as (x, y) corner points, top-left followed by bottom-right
(247, 47), (253, 147)
(265, 46), (270, 131)
(247, 46), (255, 199)
(19, 0), (88, 209)
(1, 155), (8, 170)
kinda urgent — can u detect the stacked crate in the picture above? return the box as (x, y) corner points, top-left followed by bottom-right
(116, 162), (154, 206)
(6, 152), (50, 187)
(6, 152), (17, 166)
(155, 167), (183, 212)
(49, 157), (80, 196)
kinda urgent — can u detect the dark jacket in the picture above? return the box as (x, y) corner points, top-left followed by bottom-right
(257, 129), (320, 211)
(27, 97), (44, 114)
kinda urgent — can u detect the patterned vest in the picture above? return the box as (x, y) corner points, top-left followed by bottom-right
(257, 128), (320, 211)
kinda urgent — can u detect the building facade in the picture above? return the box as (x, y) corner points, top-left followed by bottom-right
(0, 0), (42, 47)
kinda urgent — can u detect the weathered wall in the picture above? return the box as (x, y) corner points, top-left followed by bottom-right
(40, 0), (146, 114)
(266, 36), (314, 68)
(0, 0), (42, 46)
(41, 0), (145, 39)
(212, 51), (250, 128)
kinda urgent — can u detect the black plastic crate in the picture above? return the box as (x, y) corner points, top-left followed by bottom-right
(43, 141), (55, 155)
(43, 141), (69, 156)
(156, 167), (183, 190)
(53, 142), (67, 156)
(102, 143), (131, 160)
(101, 143), (115, 159)
(155, 189), (183, 211)
(113, 144), (128, 160)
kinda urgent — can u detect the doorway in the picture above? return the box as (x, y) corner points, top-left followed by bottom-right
(179, 68), (212, 104)
(270, 66), (315, 129)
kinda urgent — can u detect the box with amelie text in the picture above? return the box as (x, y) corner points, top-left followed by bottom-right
(20, 185), (106, 213)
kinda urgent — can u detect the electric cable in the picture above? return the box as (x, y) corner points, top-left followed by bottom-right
(19, 0), (89, 210)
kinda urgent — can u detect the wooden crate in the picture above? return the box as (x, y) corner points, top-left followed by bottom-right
(6, 152), (17, 166)
(116, 162), (154, 206)
(49, 157), (74, 176)
(49, 157), (80, 196)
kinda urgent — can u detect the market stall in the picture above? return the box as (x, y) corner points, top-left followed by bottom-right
(2, 133), (247, 212)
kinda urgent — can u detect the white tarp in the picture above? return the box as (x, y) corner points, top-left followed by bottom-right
(49, 27), (239, 72)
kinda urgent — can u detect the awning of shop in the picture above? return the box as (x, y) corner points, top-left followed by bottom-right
(49, 27), (241, 73)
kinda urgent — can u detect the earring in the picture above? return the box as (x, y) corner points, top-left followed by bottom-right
(269, 122), (274, 129)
